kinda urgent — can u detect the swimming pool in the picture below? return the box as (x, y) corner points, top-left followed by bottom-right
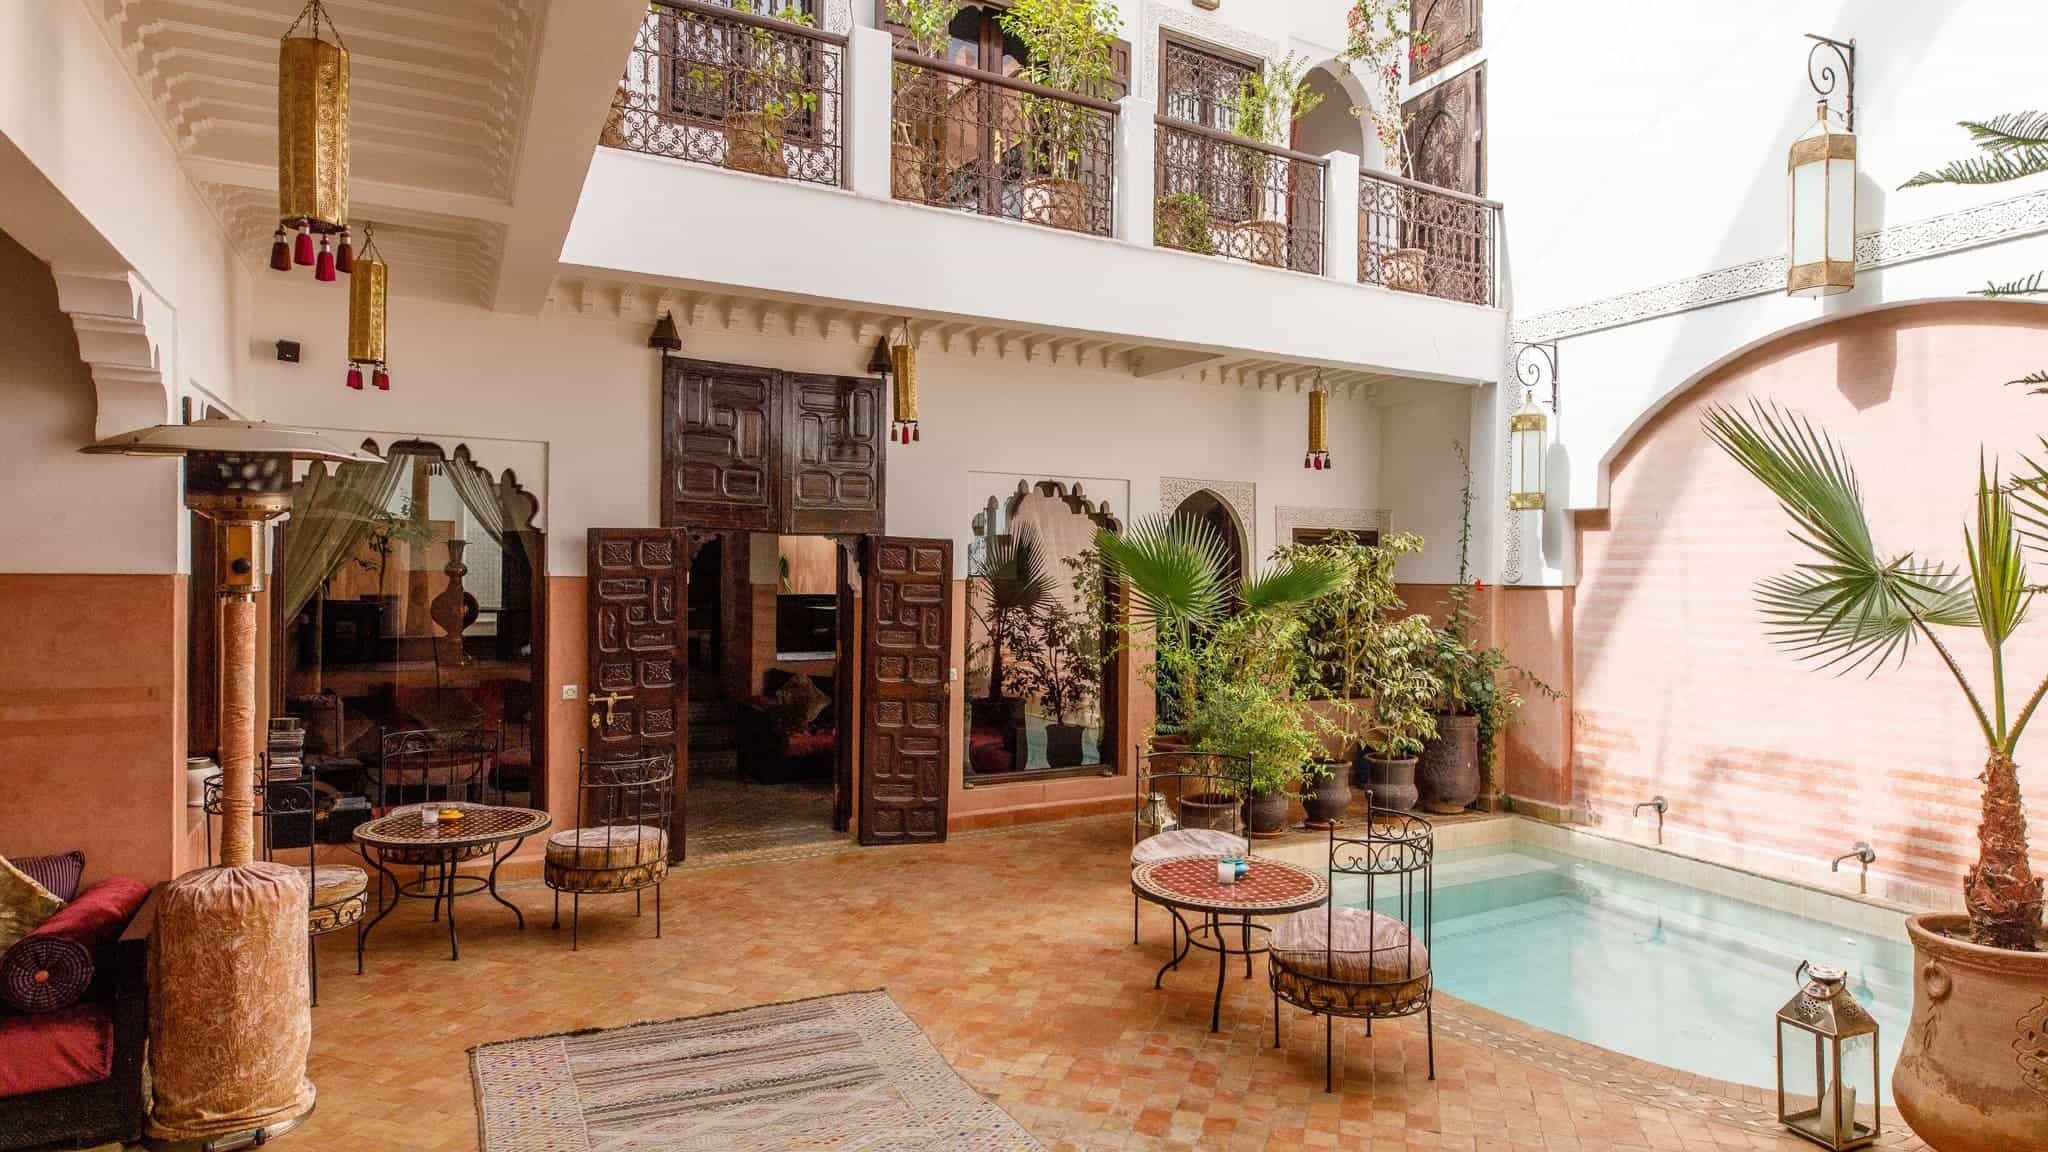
(1337, 842), (1911, 1099)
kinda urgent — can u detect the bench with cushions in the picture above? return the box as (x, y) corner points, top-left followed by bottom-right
(735, 669), (838, 784)
(0, 852), (154, 1151)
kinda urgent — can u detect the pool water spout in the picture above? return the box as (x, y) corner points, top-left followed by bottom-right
(1632, 796), (1667, 845)
(1832, 842), (1876, 894)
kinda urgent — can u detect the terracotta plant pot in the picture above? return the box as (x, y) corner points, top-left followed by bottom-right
(724, 110), (788, 178)
(1302, 769), (1351, 826)
(891, 140), (928, 202)
(1417, 714), (1480, 814)
(1246, 789), (1290, 836)
(1021, 176), (1087, 232)
(1361, 754), (1419, 813)
(1230, 219), (1289, 267)
(1381, 246), (1428, 292)
(1178, 791), (1238, 832)
(1891, 913), (2048, 1152)
(1044, 722), (1086, 769)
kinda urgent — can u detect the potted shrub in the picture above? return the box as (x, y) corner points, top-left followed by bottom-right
(1228, 52), (1323, 267)
(1154, 191), (1218, 254)
(1007, 598), (1102, 769)
(998, 0), (1121, 232)
(1357, 613), (1440, 812)
(966, 530), (1052, 759)
(885, 0), (959, 201)
(686, 0), (822, 178)
(1188, 661), (1317, 835)
(1342, 0), (1430, 289)
(1705, 403), (2045, 1152)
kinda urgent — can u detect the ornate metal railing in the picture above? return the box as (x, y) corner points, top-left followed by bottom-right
(1358, 170), (1501, 306)
(603, 0), (844, 187)
(889, 52), (1118, 237)
(1154, 117), (1325, 274)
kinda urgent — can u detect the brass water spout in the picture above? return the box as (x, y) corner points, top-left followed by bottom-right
(1633, 796), (1667, 845)
(1832, 842), (1876, 894)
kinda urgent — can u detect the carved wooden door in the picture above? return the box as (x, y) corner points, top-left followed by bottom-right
(861, 536), (952, 845)
(587, 528), (688, 861)
(783, 373), (883, 536)
(662, 358), (777, 531)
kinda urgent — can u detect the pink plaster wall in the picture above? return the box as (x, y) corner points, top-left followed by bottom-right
(1572, 302), (2048, 898)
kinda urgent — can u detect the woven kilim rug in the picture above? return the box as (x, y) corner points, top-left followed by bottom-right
(470, 990), (1043, 1151)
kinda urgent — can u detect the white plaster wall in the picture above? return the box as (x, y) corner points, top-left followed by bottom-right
(239, 282), (1390, 579)
(1376, 386), (1476, 584)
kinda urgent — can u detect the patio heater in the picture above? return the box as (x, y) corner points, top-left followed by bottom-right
(83, 419), (380, 1147)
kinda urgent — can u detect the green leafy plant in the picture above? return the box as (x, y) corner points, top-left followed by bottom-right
(1154, 192), (1217, 254)
(886, 0), (959, 58)
(999, 0), (1121, 181)
(1277, 529), (1422, 702)
(1007, 597), (1102, 727)
(684, 0), (822, 156)
(1360, 613), (1441, 760)
(1186, 621), (1322, 795)
(1341, 0), (1430, 177)
(1231, 51), (1324, 146)
(1704, 401), (2042, 951)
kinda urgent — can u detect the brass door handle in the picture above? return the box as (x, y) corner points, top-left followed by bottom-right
(588, 690), (633, 728)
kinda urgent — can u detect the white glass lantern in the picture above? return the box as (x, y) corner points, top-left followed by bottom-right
(1787, 101), (1857, 297)
(1508, 389), (1547, 511)
(1775, 963), (1880, 1150)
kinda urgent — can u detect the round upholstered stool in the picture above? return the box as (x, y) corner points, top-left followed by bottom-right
(544, 826), (670, 950)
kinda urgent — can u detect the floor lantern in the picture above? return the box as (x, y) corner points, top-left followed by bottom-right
(1787, 34), (1857, 298)
(83, 420), (380, 1148)
(1775, 962), (1880, 1149)
(274, 0), (351, 281)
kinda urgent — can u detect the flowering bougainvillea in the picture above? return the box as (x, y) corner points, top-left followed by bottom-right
(1341, 0), (1430, 177)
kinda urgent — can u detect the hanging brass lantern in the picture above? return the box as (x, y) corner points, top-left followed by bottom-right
(890, 334), (919, 443)
(345, 226), (389, 391)
(273, 0), (351, 282)
(1509, 389), (1548, 510)
(1304, 379), (1330, 470)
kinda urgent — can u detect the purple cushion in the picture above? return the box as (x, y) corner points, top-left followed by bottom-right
(0, 876), (148, 1014)
(8, 852), (84, 902)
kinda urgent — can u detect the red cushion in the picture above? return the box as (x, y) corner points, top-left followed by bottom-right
(0, 1004), (114, 1096)
(970, 730), (1013, 775)
(0, 876), (147, 1014)
(785, 729), (836, 759)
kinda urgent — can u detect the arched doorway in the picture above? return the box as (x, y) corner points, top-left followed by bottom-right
(1171, 488), (1246, 598)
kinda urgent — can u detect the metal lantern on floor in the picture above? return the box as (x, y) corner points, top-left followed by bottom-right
(1304, 379), (1330, 471)
(346, 225), (389, 391)
(1775, 962), (1881, 1150)
(1508, 389), (1547, 511)
(274, 0), (352, 280)
(889, 335), (919, 443)
(82, 420), (380, 1148)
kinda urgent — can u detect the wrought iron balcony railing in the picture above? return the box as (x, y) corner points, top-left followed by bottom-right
(603, 0), (845, 187)
(1154, 117), (1326, 275)
(889, 53), (1118, 238)
(1358, 170), (1501, 306)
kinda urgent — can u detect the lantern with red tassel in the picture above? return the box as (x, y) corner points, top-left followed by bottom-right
(1304, 379), (1331, 470)
(345, 225), (389, 392)
(889, 336), (919, 444)
(276, 0), (350, 281)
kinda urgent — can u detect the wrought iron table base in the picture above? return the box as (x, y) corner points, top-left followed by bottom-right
(1151, 907), (1269, 1033)
(356, 836), (532, 965)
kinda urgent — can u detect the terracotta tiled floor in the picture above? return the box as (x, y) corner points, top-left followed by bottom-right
(299, 815), (1917, 1151)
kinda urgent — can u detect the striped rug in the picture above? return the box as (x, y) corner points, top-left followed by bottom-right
(470, 990), (1043, 1151)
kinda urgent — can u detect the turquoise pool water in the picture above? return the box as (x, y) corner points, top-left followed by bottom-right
(1337, 843), (1910, 1099)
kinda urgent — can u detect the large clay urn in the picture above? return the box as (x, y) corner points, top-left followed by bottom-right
(1417, 713), (1480, 814)
(1891, 913), (2048, 1152)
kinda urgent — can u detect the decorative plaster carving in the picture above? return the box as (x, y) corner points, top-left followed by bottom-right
(1160, 477), (1257, 560)
(1273, 506), (1392, 547)
(1141, 6), (1280, 106)
(1511, 187), (2048, 344)
(52, 270), (172, 439)
(824, 0), (851, 34)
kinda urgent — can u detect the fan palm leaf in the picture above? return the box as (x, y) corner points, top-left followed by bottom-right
(1961, 112), (2048, 154)
(979, 531), (1052, 617)
(1241, 556), (1344, 613)
(1969, 459), (2032, 658)
(1092, 514), (1230, 636)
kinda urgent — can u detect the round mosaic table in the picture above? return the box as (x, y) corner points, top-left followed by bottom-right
(1132, 855), (1330, 1032)
(354, 803), (550, 964)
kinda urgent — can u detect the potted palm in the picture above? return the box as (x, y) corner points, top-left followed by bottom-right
(1228, 52), (1323, 268)
(886, 0), (959, 201)
(1095, 513), (1340, 829)
(1704, 403), (2044, 1152)
(1358, 613), (1440, 812)
(966, 530), (1052, 759)
(998, 0), (1121, 232)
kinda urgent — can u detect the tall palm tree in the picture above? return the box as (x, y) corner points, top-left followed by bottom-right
(967, 529), (1051, 704)
(1705, 401), (2043, 951)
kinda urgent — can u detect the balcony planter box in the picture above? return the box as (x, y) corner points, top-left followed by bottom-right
(1382, 246), (1428, 292)
(724, 110), (788, 178)
(1893, 914), (2048, 1152)
(891, 142), (929, 201)
(1021, 177), (1087, 232)
(1417, 713), (1480, 814)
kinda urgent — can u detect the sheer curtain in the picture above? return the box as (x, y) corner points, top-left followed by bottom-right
(283, 454), (407, 622)
(442, 445), (539, 567)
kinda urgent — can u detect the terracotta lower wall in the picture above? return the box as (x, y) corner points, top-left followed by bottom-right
(1570, 303), (2048, 905)
(0, 574), (185, 885)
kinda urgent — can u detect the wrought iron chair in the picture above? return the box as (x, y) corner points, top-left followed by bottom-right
(544, 750), (675, 949)
(1131, 748), (1253, 946)
(372, 727), (503, 922)
(204, 777), (369, 1006)
(1268, 799), (1434, 1090)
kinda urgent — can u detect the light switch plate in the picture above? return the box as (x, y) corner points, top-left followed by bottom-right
(561, 684), (579, 700)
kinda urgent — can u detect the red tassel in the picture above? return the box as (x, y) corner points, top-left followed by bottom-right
(1304, 453), (1312, 469)
(269, 229), (292, 272)
(346, 367), (364, 391)
(336, 231), (354, 274)
(315, 238), (336, 282)
(293, 228), (314, 266)
(372, 368), (390, 391)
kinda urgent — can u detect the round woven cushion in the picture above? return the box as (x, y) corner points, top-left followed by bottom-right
(1271, 906), (1430, 991)
(0, 933), (90, 1014)
(545, 826), (667, 871)
(1131, 827), (1247, 866)
(297, 866), (369, 936)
